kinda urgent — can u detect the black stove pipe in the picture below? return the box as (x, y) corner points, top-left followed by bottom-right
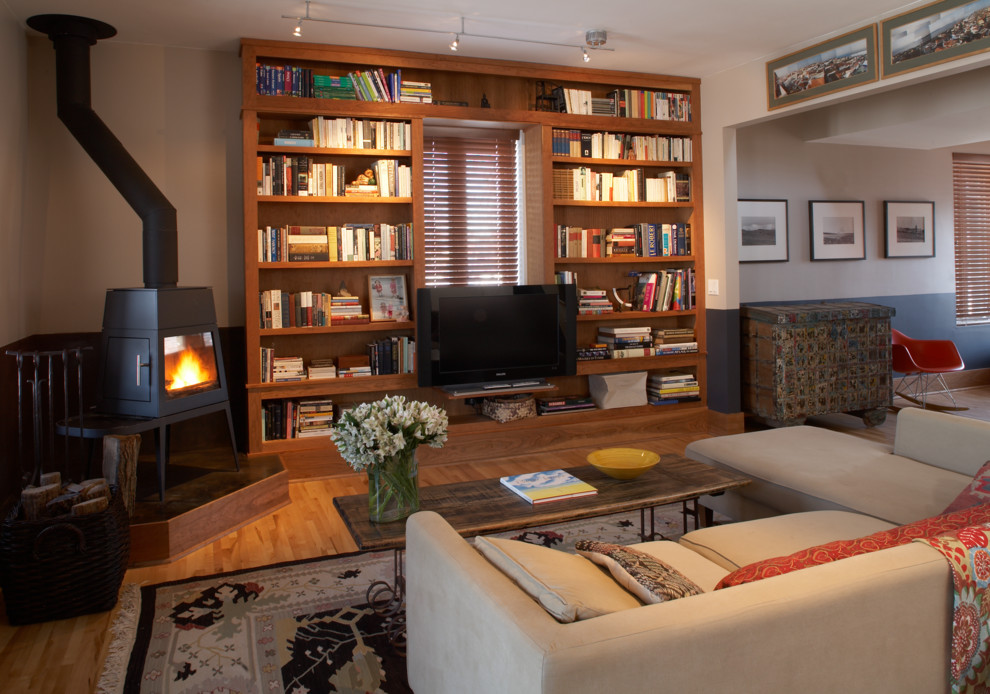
(27, 14), (178, 289)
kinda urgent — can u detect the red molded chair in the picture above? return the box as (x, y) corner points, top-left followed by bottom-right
(891, 328), (966, 410)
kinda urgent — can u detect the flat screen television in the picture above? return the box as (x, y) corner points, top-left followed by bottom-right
(416, 283), (577, 390)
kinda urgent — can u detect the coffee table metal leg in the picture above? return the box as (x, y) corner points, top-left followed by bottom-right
(366, 549), (407, 653)
(639, 507), (657, 541)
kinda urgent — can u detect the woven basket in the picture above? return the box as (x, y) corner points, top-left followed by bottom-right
(0, 486), (130, 625)
(480, 394), (537, 423)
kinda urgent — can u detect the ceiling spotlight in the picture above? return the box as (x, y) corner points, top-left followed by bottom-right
(582, 47), (590, 62)
(585, 30), (607, 48)
(450, 34), (459, 51)
(293, 23), (302, 37)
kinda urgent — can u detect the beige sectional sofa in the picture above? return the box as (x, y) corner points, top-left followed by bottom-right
(405, 407), (990, 693)
(405, 508), (953, 693)
(685, 406), (990, 523)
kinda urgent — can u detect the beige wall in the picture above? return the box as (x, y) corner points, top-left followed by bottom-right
(21, 37), (242, 335)
(0, 9), (28, 346)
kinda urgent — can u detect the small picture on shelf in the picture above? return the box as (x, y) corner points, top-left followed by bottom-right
(368, 274), (409, 322)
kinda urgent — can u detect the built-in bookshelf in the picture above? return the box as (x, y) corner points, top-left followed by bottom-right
(241, 38), (705, 464)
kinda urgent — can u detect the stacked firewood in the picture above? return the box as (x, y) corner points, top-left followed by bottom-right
(20, 472), (112, 521)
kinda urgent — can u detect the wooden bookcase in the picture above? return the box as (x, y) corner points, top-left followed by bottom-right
(240, 38), (707, 471)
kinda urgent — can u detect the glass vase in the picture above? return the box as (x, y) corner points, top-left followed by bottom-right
(367, 449), (419, 523)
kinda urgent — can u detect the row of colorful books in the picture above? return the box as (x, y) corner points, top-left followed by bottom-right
(553, 87), (691, 122)
(255, 63), (433, 104)
(552, 167), (690, 203)
(261, 397), (336, 441)
(306, 117), (411, 150)
(259, 290), (370, 329)
(258, 223), (414, 263)
(367, 336), (416, 376)
(632, 269), (696, 312)
(551, 129), (692, 162)
(257, 156), (411, 198)
(594, 326), (698, 359)
(556, 223), (692, 258)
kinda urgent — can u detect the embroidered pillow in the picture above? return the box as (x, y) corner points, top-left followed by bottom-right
(575, 540), (702, 603)
(942, 460), (990, 515)
(473, 536), (641, 622)
(715, 502), (990, 590)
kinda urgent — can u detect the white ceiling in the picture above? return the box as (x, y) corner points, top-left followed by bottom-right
(6, 0), (931, 78)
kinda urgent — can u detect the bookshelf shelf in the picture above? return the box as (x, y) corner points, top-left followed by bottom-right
(242, 37), (707, 460)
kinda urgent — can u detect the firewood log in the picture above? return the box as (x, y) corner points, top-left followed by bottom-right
(81, 482), (109, 501)
(21, 484), (60, 521)
(102, 434), (139, 516)
(39, 471), (61, 487)
(71, 497), (108, 515)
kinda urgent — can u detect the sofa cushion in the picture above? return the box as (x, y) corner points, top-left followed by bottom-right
(685, 425), (970, 523)
(473, 536), (641, 622)
(679, 510), (897, 570)
(715, 503), (990, 590)
(893, 406), (990, 477)
(628, 540), (731, 592)
(941, 460), (990, 514)
(575, 540), (702, 603)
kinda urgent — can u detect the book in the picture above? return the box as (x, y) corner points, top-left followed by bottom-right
(499, 470), (597, 504)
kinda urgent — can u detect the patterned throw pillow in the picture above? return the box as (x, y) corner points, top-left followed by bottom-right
(575, 540), (702, 603)
(715, 502), (990, 590)
(942, 460), (990, 514)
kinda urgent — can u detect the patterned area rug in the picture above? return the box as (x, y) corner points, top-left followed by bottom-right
(98, 507), (695, 694)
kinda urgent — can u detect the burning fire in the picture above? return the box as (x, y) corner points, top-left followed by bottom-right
(167, 349), (212, 391)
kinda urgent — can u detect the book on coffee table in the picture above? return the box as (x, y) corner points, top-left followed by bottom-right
(499, 469), (597, 504)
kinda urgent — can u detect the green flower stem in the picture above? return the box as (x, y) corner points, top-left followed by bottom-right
(368, 449), (419, 523)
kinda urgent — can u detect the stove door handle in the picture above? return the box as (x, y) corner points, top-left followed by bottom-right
(136, 353), (150, 386)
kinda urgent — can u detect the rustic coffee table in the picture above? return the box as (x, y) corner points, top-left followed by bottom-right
(332, 452), (749, 647)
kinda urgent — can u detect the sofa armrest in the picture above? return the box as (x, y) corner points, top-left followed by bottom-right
(895, 406), (990, 476)
(406, 510), (953, 694)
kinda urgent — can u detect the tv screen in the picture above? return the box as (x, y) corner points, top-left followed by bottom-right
(416, 284), (576, 389)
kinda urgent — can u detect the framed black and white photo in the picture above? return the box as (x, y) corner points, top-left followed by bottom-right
(766, 25), (878, 110)
(882, 0), (990, 77)
(368, 274), (409, 322)
(809, 200), (866, 261)
(884, 201), (935, 257)
(739, 199), (789, 262)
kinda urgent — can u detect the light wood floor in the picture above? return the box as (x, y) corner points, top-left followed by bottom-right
(3, 388), (990, 693)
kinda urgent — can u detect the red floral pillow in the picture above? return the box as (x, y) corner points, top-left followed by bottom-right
(942, 460), (990, 515)
(715, 503), (990, 590)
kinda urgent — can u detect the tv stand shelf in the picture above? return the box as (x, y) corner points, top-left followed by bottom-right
(437, 382), (558, 400)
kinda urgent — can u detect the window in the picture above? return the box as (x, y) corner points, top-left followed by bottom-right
(953, 153), (990, 325)
(422, 132), (521, 286)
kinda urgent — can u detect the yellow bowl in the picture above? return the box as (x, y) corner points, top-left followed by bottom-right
(586, 448), (661, 480)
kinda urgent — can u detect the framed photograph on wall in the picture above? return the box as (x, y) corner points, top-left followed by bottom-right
(368, 274), (409, 322)
(882, 0), (990, 78)
(738, 199), (789, 262)
(809, 200), (866, 261)
(884, 201), (935, 257)
(766, 25), (878, 110)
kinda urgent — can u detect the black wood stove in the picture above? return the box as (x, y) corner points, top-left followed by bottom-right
(30, 13), (238, 500)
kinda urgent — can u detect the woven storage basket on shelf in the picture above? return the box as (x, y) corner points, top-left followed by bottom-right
(480, 394), (537, 423)
(0, 485), (130, 625)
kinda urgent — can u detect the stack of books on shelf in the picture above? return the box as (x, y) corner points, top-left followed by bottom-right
(367, 336), (416, 375)
(307, 117), (411, 150)
(536, 396), (596, 416)
(330, 295), (369, 326)
(312, 74), (356, 100)
(578, 288), (613, 315)
(272, 356), (305, 382)
(255, 64), (313, 97)
(647, 372), (700, 404)
(399, 80), (432, 103)
(307, 358), (337, 380)
(295, 398), (336, 438)
(551, 130), (692, 162)
(653, 328), (698, 356)
(338, 355), (373, 377)
(273, 129), (314, 147)
(598, 326), (653, 359)
(259, 290), (332, 329)
(286, 226), (329, 262)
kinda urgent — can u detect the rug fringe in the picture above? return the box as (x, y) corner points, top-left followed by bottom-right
(95, 583), (142, 694)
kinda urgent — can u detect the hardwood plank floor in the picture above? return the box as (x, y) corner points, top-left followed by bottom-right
(2, 389), (989, 693)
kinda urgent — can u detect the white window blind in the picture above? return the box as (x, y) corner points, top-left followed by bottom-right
(422, 133), (520, 286)
(953, 153), (990, 325)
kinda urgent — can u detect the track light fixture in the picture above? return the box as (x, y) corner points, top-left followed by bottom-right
(281, 3), (614, 62)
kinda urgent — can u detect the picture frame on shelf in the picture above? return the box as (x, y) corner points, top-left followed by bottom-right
(884, 201), (935, 257)
(738, 199), (789, 262)
(766, 25), (878, 110)
(809, 200), (866, 261)
(881, 0), (990, 77)
(368, 274), (409, 322)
